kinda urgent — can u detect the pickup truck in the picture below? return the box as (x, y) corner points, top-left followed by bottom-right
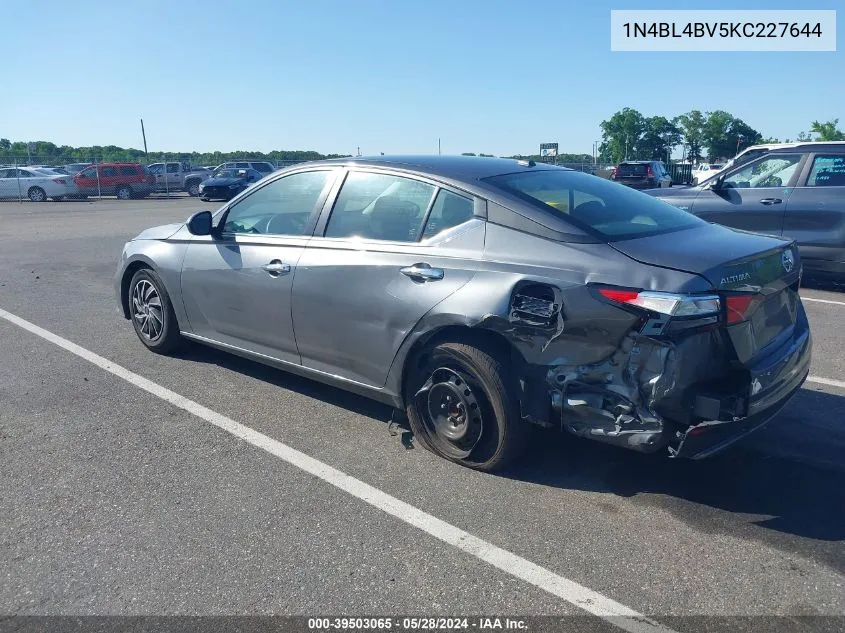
(146, 162), (212, 197)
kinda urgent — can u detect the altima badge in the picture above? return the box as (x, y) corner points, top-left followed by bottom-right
(782, 249), (795, 273)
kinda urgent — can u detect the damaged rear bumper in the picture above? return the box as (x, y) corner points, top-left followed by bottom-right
(671, 322), (811, 459)
(544, 307), (812, 459)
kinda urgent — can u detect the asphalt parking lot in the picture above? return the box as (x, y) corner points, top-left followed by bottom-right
(0, 198), (843, 630)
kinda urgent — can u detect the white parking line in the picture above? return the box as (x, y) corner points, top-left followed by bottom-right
(0, 306), (675, 633)
(807, 375), (845, 390)
(802, 296), (845, 307)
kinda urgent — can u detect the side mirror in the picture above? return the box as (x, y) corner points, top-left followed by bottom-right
(705, 175), (723, 190)
(187, 210), (213, 236)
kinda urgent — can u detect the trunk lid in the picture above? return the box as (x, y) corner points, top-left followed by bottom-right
(610, 222), (802, 364)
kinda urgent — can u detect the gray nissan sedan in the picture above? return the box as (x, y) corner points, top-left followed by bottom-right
(115, 155), (811, 471)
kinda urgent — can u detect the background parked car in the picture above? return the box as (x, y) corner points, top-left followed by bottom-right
(181, 161), (274, 197)
(198, 167), (263, 201)
(0, 167), (78, 201)
(74, 163), (155, 200)
(610, 160), (671, 189)
(646, 143), (845, 277)
(691, 163), (725, 185)
(147, 162), (211, 196)
(215, 160), (277, 174)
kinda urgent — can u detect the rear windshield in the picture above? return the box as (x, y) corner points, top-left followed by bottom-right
(617, 163), (648, 176)
(484, 169), (704, 240)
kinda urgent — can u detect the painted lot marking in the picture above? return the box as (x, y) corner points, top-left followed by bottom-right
(802, 296), (845, 307)
(807, 375), (845, 390)
(0, 307), (675, 633)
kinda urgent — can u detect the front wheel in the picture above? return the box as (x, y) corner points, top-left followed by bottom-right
(128, 268), (182, 354)
(405, 341), (527, 472)
(186, 181), (200, 197)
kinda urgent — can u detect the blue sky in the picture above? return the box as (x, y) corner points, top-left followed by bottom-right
(1, 0), (841, 156)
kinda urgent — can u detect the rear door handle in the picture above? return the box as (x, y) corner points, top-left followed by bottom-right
(400, 263), (444, 282)
(262, 260), (291, 276)
(759, 198), (782, 205)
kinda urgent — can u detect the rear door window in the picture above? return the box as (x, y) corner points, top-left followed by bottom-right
(421, 190), (474, 239)
(119, 166), (137, 176)
(325, 171), (436, 242)
(805, 155), (845, 187)
(101, 166), (118, 177)
(484, 169), (704, 240)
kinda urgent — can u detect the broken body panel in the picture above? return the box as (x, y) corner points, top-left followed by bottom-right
(393, 220), (810, 458)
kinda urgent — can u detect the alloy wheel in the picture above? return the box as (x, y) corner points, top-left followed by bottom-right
(131, 279), (164, 341)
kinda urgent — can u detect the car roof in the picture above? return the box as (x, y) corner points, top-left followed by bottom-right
(304, 154), (569, 181)
(768, 143), (845, 154)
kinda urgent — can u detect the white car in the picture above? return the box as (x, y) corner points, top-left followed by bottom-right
(691, 163), (725, 185)
(0, 167), (79, 201)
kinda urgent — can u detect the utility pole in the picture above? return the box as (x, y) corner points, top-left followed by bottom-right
(356, 146), (361, 157)
(438, 138), (441, 155)
(140, 118), (148, 157)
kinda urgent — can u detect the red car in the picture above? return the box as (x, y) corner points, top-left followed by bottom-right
(74, 163), (155, 200)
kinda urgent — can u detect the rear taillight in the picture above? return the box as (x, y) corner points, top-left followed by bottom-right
(53, 178), (66, 184)
(611, 167), (618, 179)
(646, 165), (654, 178)
(725, 294), (762, 324)
(597, 287), (721, 318)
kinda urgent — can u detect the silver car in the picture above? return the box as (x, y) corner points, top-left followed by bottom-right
(0, 167), (78, 201)
(115, 156), (810, 471)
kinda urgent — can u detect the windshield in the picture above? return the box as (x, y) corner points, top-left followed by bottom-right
(484, 169), (704, 240)
(213, 169), (242, 179)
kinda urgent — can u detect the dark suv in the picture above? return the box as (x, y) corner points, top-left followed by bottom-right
(646, 143), (845, 277)
(611, 160), (672, 189)
(74, 163), (155, 200)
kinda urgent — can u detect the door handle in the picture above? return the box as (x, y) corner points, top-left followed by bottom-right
(400, 263), (444, 282)
(759, 198), (782, 205)
(262, 260), (291, 276)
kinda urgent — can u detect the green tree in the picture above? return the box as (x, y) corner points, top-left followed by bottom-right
(598, 107), (645, 163)
(809, 119), (845, 141)
(0, 138), (10, 151)
(639, 116), (681, 162)
(674, 110), (706, 163)
(701, 110), (761, 160)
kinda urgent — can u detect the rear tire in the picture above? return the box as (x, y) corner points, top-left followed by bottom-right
(28, 187), (46, 202)
(127, 268), (182, 354)
(186, 180), (200, 197)
(116, 185), (132, 200)
(405, 341), (527, 472)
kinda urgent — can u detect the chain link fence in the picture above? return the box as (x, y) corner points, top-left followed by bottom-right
(0, 153), (620, 202)
(0, 155), (316, 202)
